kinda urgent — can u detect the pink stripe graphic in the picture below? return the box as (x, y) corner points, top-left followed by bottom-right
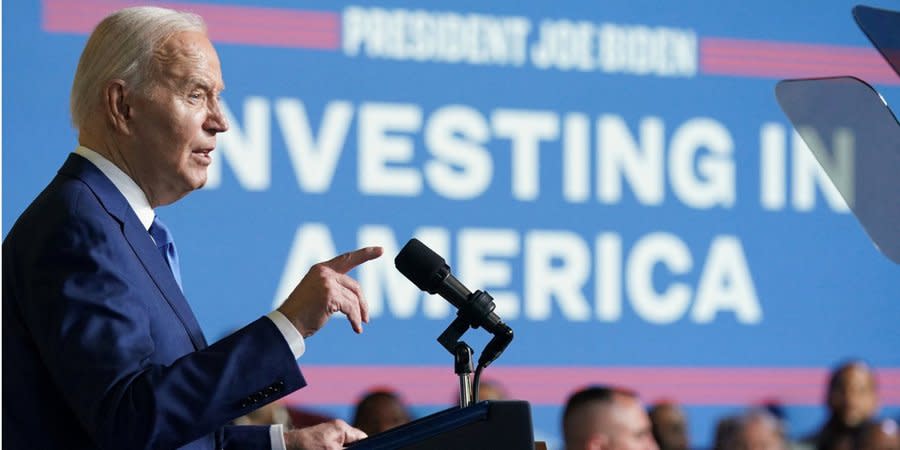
(42, 0), (340, 50)
(282, 365), (900, 407)
(701, 37), (900, 85)
(40, 1), (900, 84)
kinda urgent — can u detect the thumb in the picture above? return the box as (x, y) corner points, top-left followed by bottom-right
(342, 426), (368, 444)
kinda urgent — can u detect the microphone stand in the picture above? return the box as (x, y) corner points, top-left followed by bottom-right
(438, 316), (475, 408)
(436, 289), (513, 408)
(454, 343), (474, 408)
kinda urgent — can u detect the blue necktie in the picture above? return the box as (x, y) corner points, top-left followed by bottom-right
(149, 216), (183, 291)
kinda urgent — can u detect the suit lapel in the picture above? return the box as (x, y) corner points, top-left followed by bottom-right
(59, 154), (208, 350)
(122, 217), (208, 350)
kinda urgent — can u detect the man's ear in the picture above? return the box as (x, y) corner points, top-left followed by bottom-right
(104, 80), (132, 134)
(587, 433), (610, 450)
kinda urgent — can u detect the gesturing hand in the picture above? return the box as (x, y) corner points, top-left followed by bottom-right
(278, 246), (384, 338)
(284, 419), (367, 450)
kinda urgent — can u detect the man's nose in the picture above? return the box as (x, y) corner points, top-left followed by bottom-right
(206, 100), (229, 134)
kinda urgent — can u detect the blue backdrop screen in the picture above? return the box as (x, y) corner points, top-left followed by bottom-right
(4, 1), (899, 447)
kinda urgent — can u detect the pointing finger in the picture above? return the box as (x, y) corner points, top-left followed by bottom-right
(324, 246), (384, 274)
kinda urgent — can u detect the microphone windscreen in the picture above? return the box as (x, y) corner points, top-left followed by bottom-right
(394, 238), (446, 293)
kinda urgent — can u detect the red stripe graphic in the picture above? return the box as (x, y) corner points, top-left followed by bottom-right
(701, 37), (900, 85)
(282, 365), (900, 406)
(42, 0), (340, 50)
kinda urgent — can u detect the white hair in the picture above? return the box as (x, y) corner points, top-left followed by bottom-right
(70, 6), (206, 129)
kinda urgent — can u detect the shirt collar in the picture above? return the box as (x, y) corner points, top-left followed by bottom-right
(75, 145), (155, 231)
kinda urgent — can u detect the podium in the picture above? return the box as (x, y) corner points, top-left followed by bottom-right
(346, 400), (536, 450)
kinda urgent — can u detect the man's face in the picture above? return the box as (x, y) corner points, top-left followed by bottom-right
(355, 395), (411, 435)
(605, 396), (660, 450)
(650, 404), (689, 450)
(125, 30), (228, 206)
(828, 364), (878, 427)
(368, 396), (410, 434)
(736, 417), (785, 450)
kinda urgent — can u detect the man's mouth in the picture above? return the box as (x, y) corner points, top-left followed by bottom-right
(192, 148), (214, 164)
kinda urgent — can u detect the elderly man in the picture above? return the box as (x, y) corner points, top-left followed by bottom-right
(3, 6), (381, 450)
(562, 386), (659, 450)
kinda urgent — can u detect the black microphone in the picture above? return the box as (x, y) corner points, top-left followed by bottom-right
(395, 238), (513, 367)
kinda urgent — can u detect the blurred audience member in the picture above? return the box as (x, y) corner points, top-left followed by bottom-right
(855, 419), (900, 450)
(806, 361), (879, 450)
(763, 401), (788, 423)
(234, 402), (293, 428)
(736, 409), (788, 450)
(715, 409), (791, 450)
(286, 408), (334, 429)
(562, 385), (659, 450)
(713, 415), (741, 450)
(234, 402), (332, 430)
(760, 399), (812, 450)
(478, 378), (511, 401)
(648, 400), (689, 450)
(351, 389), (412, 436)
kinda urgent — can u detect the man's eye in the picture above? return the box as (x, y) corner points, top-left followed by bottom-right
(189, 92), (205, 100)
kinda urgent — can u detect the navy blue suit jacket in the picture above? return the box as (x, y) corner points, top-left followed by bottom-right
(3, 154), (306, 449)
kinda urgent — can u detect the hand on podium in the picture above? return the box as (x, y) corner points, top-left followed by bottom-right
(284, 419), (368, 450)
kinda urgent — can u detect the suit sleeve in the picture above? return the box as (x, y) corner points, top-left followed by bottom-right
(220, 425), (279, 450)
(10, 191), (306, 450)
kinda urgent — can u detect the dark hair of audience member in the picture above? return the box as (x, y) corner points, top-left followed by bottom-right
(351, 389), (412, 436)
(648, 400), (689, 450)
(562, 385), (658, 450)
(714, 409), (787, 450)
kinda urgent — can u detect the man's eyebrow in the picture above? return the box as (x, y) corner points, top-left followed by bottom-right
(184, 77), (224, 93)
